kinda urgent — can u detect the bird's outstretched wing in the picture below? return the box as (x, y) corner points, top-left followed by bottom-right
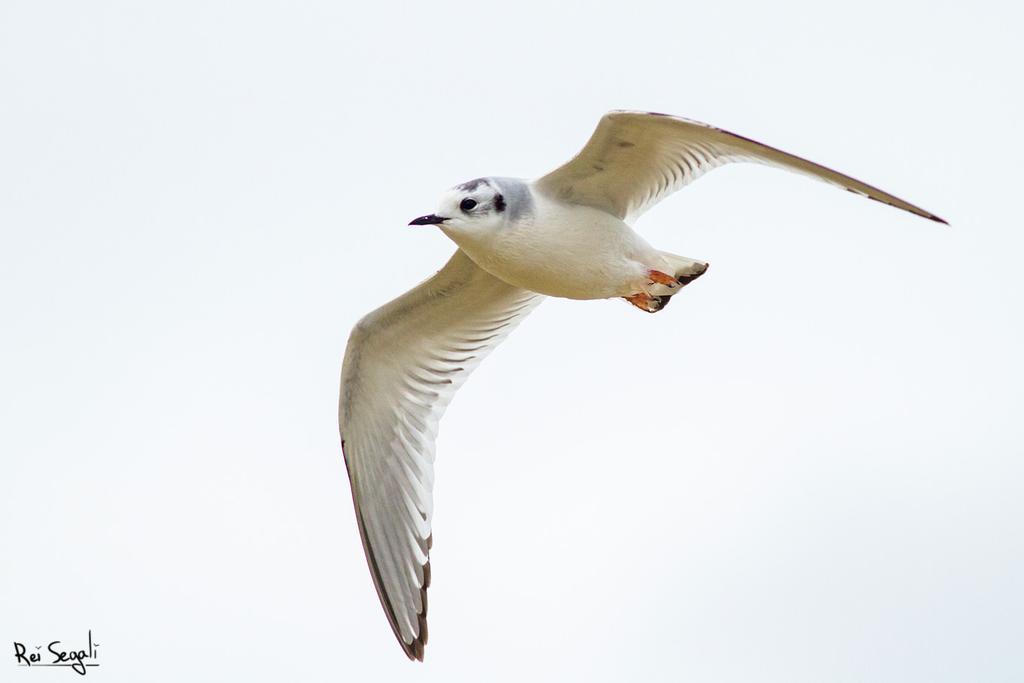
(534, 110), (946, 224)
(339, 249), (540, 660)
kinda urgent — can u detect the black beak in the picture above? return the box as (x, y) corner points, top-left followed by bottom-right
(409, 214), (448, 226)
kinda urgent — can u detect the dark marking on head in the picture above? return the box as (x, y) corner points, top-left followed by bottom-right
(592, 164), (605, 172)
(617, 140), (636, 148)
(493, 193), (506, 212)
(456, 178), (488, 192)
(489, 177), (533, 221)
(647, 111), (671, 117)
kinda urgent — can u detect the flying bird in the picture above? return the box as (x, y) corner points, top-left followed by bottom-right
(338, 111), (945, 660)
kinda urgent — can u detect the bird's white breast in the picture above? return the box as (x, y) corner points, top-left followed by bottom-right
(449, 189), (661, 300)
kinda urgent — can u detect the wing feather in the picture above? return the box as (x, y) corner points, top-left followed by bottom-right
(339, 249), (540, 660)
(534, 110), (946, 224)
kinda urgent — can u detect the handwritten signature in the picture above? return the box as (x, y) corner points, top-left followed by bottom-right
(13, 630), (99, 676)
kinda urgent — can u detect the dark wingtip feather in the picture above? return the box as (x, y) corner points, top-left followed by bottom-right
(909, 207), (948, 225)
(342, 437), (431, 663)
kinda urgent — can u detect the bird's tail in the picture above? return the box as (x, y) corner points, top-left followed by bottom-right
(649, 253), (709, 311)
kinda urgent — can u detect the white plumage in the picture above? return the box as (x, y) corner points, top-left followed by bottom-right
(339, 110), (944, 660)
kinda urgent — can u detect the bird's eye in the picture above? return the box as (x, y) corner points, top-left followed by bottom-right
(460, 198), (477, 212)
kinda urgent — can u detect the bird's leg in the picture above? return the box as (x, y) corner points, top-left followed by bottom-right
(647, 269), (679, 288)
(623, 292), (662, 313)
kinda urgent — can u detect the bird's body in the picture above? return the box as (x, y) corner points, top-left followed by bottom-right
(338, 111), (946, 660)
(444, 182), (672, 300)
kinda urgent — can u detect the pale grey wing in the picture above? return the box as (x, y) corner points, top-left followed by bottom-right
(339, 249), (541, 661)
(534, 110), (946, 224)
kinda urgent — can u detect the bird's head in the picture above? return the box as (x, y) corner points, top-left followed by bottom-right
(408, 177), (528, 244)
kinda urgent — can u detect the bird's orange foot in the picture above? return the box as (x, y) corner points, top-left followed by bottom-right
(647, 269), (679, 288)
(624, 292), (664, 313)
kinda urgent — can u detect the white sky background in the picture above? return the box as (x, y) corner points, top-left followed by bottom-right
(1, 0), (1021, 680)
